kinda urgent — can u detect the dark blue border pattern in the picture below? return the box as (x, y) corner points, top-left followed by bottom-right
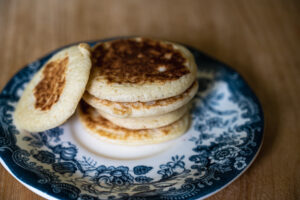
(0, 39), (263, 200)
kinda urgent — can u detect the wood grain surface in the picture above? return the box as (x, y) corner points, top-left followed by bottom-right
(0, 0), (299, 199)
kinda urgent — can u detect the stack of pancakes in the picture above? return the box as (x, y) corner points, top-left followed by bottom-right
(79, 38), (198, 145)
(14, 37), (198, 147)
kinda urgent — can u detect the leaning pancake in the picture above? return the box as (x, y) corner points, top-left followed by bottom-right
(97, 103), (189, 129)
(86, 37), (197, 102)
(83, 81), (198, 118)
(78, 101), (190, 145)
(14, 44), (92, 132)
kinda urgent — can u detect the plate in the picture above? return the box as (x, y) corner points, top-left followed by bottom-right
(0, 38), (264, 200)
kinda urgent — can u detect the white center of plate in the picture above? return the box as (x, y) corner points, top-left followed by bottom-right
(69, 114), (183, 160)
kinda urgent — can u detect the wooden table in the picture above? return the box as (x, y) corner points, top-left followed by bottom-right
(0, 0), (299, 199)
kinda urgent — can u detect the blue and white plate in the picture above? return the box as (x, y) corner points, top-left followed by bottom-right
(0, 38), (264, 200)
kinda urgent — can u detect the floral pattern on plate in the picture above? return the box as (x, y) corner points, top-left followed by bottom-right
(0, 39), (264, 200)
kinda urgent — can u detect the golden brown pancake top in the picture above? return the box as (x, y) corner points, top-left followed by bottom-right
(34, 57), (68, 111)
(92, 38), (190, 84)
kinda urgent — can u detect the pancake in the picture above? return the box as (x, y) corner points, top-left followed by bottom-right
(14, 44), (92, 132)
(78, 101), (190, 146)
(83, 80), (198, 118)
(97, 103), (190, 129)
(86, 37), (197, 102)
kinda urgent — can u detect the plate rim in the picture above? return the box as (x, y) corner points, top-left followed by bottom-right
(0, 37), (264, 200)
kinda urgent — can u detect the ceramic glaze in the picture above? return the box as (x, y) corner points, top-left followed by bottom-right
(0, 38), (264, 200)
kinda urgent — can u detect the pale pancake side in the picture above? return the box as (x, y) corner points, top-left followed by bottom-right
(83, 81), (198, 118)
(14, 44), (92, 132)
(98, 103), (190, 129)
(78, 102), (190, 146)
(86, 37), (197, 102)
